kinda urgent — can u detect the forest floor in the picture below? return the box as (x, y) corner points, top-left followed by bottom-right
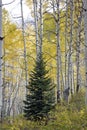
(0, 90), (87, 130)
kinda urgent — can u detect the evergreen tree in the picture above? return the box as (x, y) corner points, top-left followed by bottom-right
(23, 56), (55, 121)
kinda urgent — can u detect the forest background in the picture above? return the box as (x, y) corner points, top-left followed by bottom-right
(0, 0), (87, 129)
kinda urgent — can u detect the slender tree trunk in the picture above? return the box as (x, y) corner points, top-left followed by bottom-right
(76, 17), (81, 93)
(39, 0), (43, 55)
(83, 0), (87, 106)
(0, 0), (3, 121)
(33, 0), (43, 59)
(20, 0), (28, 93)
(33, 0), (40, 59)
(1, 48), (6, 120)
(65, 0), (68, 90)
(55, 0), (61, 102)
(2, 18), (7, 120)
(52, 0), (62, 103)
(68, 0), (73, 95)
(7, 83), (11, 117)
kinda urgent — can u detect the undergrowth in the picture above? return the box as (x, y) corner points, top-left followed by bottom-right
(0, 90), (87, 130)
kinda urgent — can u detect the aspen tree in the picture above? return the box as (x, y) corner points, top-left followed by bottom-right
(76, 12), (82, 93)
(64, 0), (68, 90)
(33, 0), (43, 59)
(20, 0), (28, 93)
(73, 0), (83, 93)
(83, 0), (87, 106)
(33, 0), (39, 59)
(51, 0), (61, 103)
(0, 0), (3, 120)
(2, 44), (6, 120)
(67, 0), (74, 95)
(39, 0), (43, 55)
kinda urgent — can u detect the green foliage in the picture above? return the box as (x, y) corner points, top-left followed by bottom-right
(23, 56), (55, 121)
(70, 89), (85, 110)
(0, 91), (87, 130)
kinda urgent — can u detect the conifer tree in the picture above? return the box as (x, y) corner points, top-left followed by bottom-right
(23, 56), (55, 121)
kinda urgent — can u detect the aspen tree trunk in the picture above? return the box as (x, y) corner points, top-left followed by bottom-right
(1, 11), (10, 119)
(7, 83), (11, 117)
(68, 0), (73, 95)
(72, 69), (75, 93)
(39, 0), (43, 56)
(55, 0), (61, 102)
(51, 0), (57, 103)
(20, 0), (28, 92)
(33, 0), (43, 60)
(76, 17), (81, 93)
(0, 0), (3, 120)
(60, 54), (65, 93)
(1, 48), (6, 120)
(65, 0), (68, 90)
(52, 0), (61, 103)
(74, 0), (83, 93)
(33, 0), (39, 59)
(83, 0), (87, 106)
(2, 21), (7, 120)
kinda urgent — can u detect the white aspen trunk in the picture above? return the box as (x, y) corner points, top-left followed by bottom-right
(60, 55), (65, 92)
(72, 69), (75, 93)
(68, 0), (73, 95)
(0, 0), (3, 120)
(20, 0), (28, 92)
(2, 20), (7, 120)
(33, 0), (39, 59)
(83, 0), (87, 106)
(7, 83), (11, 117)
(52, 0), (57, 103)
(65, 0), (68, 90)
(76, 17), (81, 93)
(33, 0), (43, 59)
(52, 0), (61, 103)
(56, 0), (61, 102)
(2, 48), (6, 120)
(39, 0), (43, 55)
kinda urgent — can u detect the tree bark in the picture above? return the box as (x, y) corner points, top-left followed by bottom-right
(39, 0), (43, 56)
(76, 17), (81, 93)
(0, 0), (3, 121)
(83, 0), (87, 106)
(67, 0), (73, 95)
(20, 0), (28, 93)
